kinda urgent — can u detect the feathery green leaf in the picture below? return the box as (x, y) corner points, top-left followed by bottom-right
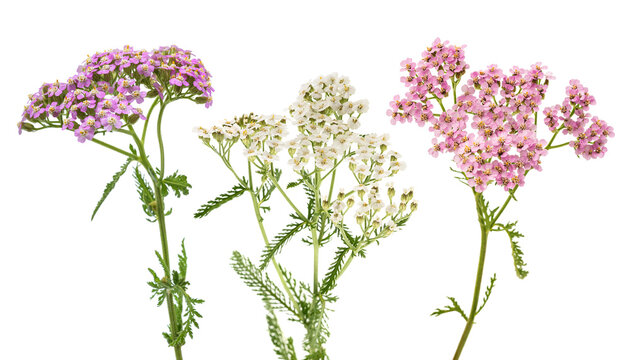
(476, 273), (497, 315)
(194, 183), (247, 218)
(431, 296), (468, 321)
(496, 221), (528, 279)
(163, 171), (192, 198)
(260, 218), (307, 269)
(132, 166), (157, 221)
(231, 251), (299, 318)
(91, 157), (133, 220)
(321, 247), (350, 294)
(264, 299), (298, 360)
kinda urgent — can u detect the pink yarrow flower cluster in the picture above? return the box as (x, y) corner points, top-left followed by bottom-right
(388, 38), (614, 192)
(19, 45), (214, 142)
(542, 80), (614, 159)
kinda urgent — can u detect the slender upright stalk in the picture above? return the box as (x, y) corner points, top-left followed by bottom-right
(452, 194), (489, 360)
(248, 190), (303, 318)
(152, 179), (184, 360)
(312, 171), (322, 296)
(132, 111), (183, 360)
(247, 162), (303, 319)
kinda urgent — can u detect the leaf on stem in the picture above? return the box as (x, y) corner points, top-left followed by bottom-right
(231, 251), (300, 318)
(264, 299), (298, 360)
(260, 215), (307, 270)
(475, 273), (497, 315)
(194, 183), (247, 218)
(498, 221), (529, 279)
(320, 246), (350, 294)
(431, 296), (469, 321)
(132, 166), (157, 222)
(148, 240), (204, 347)
(162, 171), (192, 198)
(91, 157), (133, 220)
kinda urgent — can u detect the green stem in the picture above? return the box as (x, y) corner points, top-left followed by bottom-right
(131, 121), (183, 360)
(453, 195), (489, 360)
(151, 176), (184, 360)
(269, 164), (308, 221)
(312, 171), (321, 296)
(156, 99), (169, 180)
(334, 252), (355, 282)
(141, 98), (160, 144)
(247, 162), (303, 319)
(91, 138), (138, 160)
(327, 166), (337, 204)
(547, 141), (570, 150)
(452, 78), (457, 105)
(546, 125), (565, 149)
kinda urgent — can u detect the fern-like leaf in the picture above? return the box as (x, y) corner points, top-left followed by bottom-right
(91, 157), (133, 220)
(132, 166), (157, 221)
(260, 218), (307, 270)
(320, 247), (350, 294)
(163, 171), (192, 198)
(431, 296), (468, 321)
(231, 251), (299, 318)
(497, 221), (529, 279)
(194, 183), (247, 218)
(475, 273), (497, 315)
(264, 299), (298, 360)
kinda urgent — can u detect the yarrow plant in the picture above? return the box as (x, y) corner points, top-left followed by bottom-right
(195, 74), (417, 360)
(19, 45), (214, 360)
(389, 38), (614, 359)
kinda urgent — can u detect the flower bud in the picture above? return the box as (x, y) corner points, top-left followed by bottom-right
(19, 122), (35, 132)
(337, 190), (345, 201)
(321, 199), (330, 210)
(380, 144), (388, 153)
(194, 96), (209, 104)
(381, 227), (392, 237)
(356, 215), (364, 225)
(410, 200), (418, 212)
(288, 147), (296, 157)
(348, 161), (356, 172)
(212, 131), (224, 142)
(346, 197), (355, 208)
(128, 114), (140, 124)
(387, 186), (395, 200)
(147, 89), (159, 98)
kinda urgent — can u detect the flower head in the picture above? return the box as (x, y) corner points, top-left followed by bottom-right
(389, 38), (613, 192)
(20, 45), (214, 142)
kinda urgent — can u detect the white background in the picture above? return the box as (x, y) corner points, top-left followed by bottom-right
(1, 1), (628, 359)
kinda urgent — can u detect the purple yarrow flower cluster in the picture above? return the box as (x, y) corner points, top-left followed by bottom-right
(389, 38), (614, 192)
(19, 45), (214, 142)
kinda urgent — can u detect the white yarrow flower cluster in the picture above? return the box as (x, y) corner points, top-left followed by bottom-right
(286, 74), (416, 237)
(197, 74), (417, 242)
(197, 113), (288, 163)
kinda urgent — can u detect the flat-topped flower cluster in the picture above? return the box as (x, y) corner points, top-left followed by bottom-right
(389, 38), (614, 192)
(20, 45), (214, 142)
(198, 74), (416, 238)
